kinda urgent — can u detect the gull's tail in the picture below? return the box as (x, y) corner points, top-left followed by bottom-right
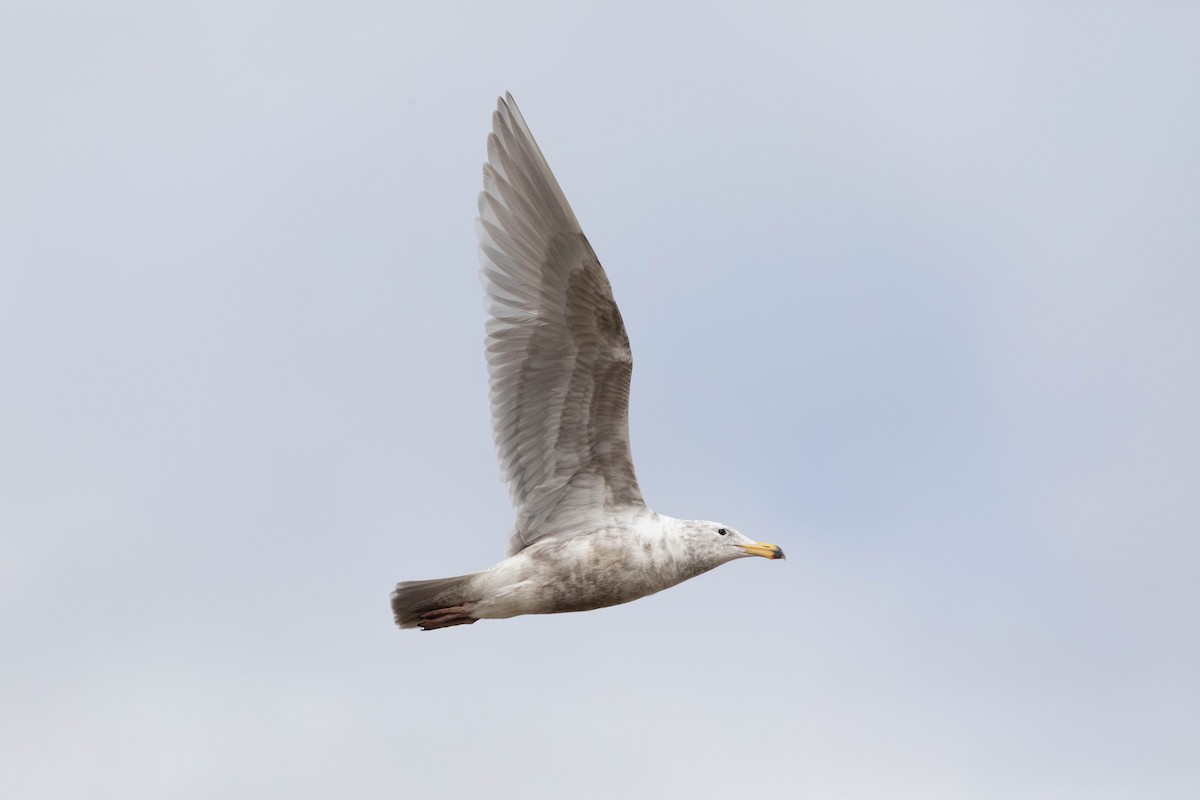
(391, 573), (480, 630)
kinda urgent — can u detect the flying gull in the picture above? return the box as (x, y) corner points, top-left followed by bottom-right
(391, 93), (784, 631)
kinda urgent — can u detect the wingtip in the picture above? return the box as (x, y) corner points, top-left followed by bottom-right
(496, 92), (526, 131)
(497, 91), (516, 117)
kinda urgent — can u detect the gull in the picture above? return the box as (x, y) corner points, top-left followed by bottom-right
(391, 94), (784, 631)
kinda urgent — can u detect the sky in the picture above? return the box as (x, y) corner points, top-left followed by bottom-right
(3, 2), (1198, 798)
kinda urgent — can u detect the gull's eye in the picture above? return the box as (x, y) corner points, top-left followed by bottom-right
(717, 528), (728, 536)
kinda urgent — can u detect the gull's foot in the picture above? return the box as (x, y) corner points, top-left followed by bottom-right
(418, 604), (478, 631)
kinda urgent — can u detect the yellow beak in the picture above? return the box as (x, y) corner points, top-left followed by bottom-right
(738, 541), (786, 560)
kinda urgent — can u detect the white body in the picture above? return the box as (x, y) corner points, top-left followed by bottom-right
(468, 512), (731, 619)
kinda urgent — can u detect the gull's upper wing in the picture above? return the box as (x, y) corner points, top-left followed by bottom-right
(477, 94), (644, 556)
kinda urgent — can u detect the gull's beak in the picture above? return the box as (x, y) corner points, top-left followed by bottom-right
(738, 542), (786, 560)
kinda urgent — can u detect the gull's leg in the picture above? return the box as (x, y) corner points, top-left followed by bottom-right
(418, 603), (478, 630)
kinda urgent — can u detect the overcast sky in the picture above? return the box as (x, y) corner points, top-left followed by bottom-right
(3, 3), (1198, 798)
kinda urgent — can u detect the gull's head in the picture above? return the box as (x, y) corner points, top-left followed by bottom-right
(680, 520), (786, 568)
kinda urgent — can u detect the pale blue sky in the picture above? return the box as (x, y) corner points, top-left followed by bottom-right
(3, 3), (1198, 798)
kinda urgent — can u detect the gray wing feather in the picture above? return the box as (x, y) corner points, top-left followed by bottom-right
(477, 94), (644, 555)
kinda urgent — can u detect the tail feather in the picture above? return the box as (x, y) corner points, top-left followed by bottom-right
(391, 573), (478, 629)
